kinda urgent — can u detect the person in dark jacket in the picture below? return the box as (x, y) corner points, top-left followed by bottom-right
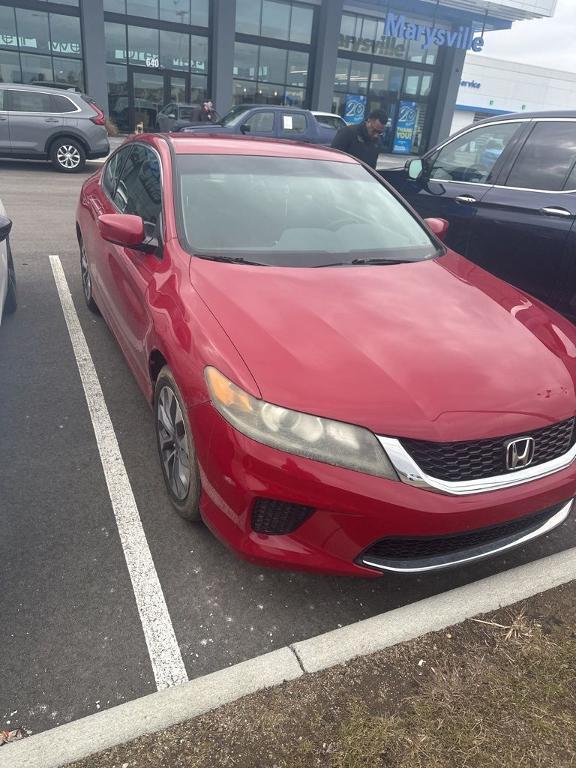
(331, 109), (388, 169)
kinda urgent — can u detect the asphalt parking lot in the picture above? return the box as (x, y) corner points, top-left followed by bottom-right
(1, 152), (576, 740)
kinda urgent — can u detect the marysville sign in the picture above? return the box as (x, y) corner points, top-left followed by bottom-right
(340, 12), (485, 55)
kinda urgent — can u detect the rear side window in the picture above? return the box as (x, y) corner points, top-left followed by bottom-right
(7, 90), (53, 113)
(281, 113), (307, 134)
(50, 94), (78, 113)
(506, 121), (576, 191)
(0, 91), (4, 111)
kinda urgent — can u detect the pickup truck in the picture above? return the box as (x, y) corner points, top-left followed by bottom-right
(177, 104), (339, 145)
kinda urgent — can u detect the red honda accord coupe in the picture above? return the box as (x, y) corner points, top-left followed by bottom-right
(76, 134), (576, 577)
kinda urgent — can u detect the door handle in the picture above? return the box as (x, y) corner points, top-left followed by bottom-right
(44, 117), (60, 123)
(0, 116), (8, 122)
(455, 195), (477, 205)
(540, 206), (573, 218)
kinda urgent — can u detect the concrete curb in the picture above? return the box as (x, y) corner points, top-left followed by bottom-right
(3, 546), (576, 768)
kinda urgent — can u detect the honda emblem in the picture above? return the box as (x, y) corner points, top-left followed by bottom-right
(505, 437), (535, 471)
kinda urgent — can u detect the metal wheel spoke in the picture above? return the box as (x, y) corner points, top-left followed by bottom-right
(157, 384), (191, 501)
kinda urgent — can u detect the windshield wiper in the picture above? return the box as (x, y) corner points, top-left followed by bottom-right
(195, 254), (268, 266)
(314, 258), (411, 267)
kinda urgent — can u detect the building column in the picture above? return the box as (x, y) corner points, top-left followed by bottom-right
(427, 46), (466, 148)
(310, 0), (344, 112)
(210, 0), (236, 115)
(80, 0), (108, 113)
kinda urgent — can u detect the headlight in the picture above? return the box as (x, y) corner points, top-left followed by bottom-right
(205, 367), (397, 480)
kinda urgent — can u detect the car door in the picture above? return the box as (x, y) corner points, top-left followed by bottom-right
(6, 89), (62, 154)
(238, 109), (277, 138)
(386, 120), (529, 255)
(0, 90), (10, 153)
(278, 111), (310, 142)
(101, 142), (163, 385)
(467, 119), (576, 316)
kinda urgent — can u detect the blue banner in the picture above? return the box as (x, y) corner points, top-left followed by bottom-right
(393, 100), (417, 154)
(344, 94), (366, 125)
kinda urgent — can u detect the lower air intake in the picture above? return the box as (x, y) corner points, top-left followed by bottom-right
(251, 498), (314, 535)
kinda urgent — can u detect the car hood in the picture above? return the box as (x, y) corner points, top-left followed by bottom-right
(189, 251), (576, 441)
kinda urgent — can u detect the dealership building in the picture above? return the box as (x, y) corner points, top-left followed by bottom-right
(0, 0), (557, 153)
(452, 53), (576, 135)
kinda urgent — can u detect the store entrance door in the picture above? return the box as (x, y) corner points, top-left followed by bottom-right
(129, 69), (189, 132)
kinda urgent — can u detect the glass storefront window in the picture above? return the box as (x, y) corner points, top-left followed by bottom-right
(190, 73), (207, 102)
(52, 56), (83, 89)
(261, 0), (290, 40)
(403, 70), (432, 97)
(285, 86), (305, 106)
(49, 14), (81, 58)
(20, 53), (53, 84)
(233, 79), (256, 104)
(0, 7), (17, 49)
(105, 22), (127, 64)
(334, 57), (350, 91)
(160, 29), (190, 70)
(258, 45), (287, 83)
(255, 82), (282, 104)
(369, 63), (403, 99)
(190, 35), (208, 74)
(107, 63), (129, 131)
(104, 0), (126, 11)
(289, 5), (313, 44)
(287, 50), (307, 88)
(339, 14), (357, 50)
(348, 60), (370, 95)
(234, 42), (258, 79)
(160, 0), (190, 25)
(190, 0), (209, 27)
(0, 50), (21, 83)
(126, 0), (158, 19)
(15, 9), (50, 54)
(236, 0), (261, 35)
(127, 25), (159, 67)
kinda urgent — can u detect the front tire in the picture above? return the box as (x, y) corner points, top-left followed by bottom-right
(4, 240), (16, 315)
(50, 138), (86, 173)
(79, 238), (99, 314)
(154, 367), (202, 521)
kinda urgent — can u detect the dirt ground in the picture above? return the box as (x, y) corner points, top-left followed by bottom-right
(65, 581), (576, 767)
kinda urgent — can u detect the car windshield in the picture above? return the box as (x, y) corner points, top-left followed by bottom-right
(219, 105), (251, 127)
(175, 155), (441, 267)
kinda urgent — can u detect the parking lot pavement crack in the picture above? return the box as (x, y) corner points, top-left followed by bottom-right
(289, 644), (307, 674)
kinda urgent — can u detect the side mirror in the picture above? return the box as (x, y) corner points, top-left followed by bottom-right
(98, 214), (146, 248)
(407, 158), (424, 180)
(240, 123), (251, 134)
(0, 214), (12, 243)
(424, 217), (449, 242)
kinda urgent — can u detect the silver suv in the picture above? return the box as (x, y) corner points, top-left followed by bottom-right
(0, 84), (110, 173)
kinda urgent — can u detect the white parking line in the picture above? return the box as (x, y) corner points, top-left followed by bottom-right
(49, 255), (188, 691)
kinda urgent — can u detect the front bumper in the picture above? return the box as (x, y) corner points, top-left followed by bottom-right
(192, 402), (576, 577)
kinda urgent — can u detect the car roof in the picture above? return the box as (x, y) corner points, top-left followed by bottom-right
(0, 82), (83, 97)
(165, 134), (355, 161)
(228, 104), (309, 113)
(312, 111), (343, 118)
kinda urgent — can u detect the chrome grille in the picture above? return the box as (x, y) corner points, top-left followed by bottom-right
(401, 418), (575, 482)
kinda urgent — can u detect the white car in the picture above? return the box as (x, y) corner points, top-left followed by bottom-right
(0, 201), (16, 323)
(311, 111), (348, 131)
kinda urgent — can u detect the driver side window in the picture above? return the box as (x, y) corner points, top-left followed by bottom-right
(429, 122), (521, 184)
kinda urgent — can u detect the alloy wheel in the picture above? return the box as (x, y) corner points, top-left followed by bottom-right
(57, 144), (81, 170)
(157, 385), (191, 501)
(80, 243), (91, 301)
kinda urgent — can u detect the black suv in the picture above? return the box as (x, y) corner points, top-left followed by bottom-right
(381, 112), (576, 321)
